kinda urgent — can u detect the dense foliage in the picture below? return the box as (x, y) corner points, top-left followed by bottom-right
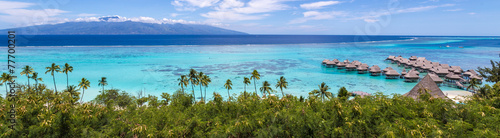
(0, 64), (499, 137)
(1, 83), (499, 137)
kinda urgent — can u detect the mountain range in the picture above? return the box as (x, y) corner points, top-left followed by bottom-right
(1, 16), (247, 35)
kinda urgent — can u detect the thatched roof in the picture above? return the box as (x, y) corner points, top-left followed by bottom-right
(357, 65), (368, 71)
(346, 63), (357, 69)
(403, 74), (447, 100)
(404, 70), (420, 79)
(409, 56), (417, 60)
(401, 68), (407, 75)
(344, 59), (350, 64)
(322, 59), (329, 64)
(326, 61), (337, 65)
(440, 64), (450, 69)
(445, 72), (461, 80)
(428, 73), (443, 83)
(383, 67), (393, 72)
(351, 91), (371, 98)
(337, 62), (346, 67)
(387, 55), (396, 60)
(470, 75), (483, 80)
(431, 62), (440, 67)
(369, 65), (381, 73)
(435, 68), (449, 75)
(332, 59), (340, 63)
(385, 70), (400, 76)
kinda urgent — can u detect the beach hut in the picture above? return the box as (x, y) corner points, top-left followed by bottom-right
(343, 59), (350, 64)
(403, 74), (447, 100)
(428, 73), (444, 85)
(369, 65), (382, 76)
(463, 69), (477, 78)
(416, 57), (426, 62)
(351, 91), (371, 98)
(404, 70), (420, 82)
(440, 64), (450, 70)
(431, 62), (440, 68)
(400, 68), (407, 78)
(409, 56), (417, 61)
(332, 59), (340, 64)
(421, 63), (432, 72)
(336, 62), (346, 69)
(385, 70), (400, 79)
(382, 67), (393, 74)
(357, 65), (368, 74)
(322, 59), (329, 65)
(470, 75), (483, 83)
(455, 81), (465, 89)
(445, 72), (461, 82)
(346, 63), (357, 71)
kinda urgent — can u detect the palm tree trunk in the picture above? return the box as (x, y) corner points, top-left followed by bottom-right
(204, 87), (207, 102)
(199, 85), (202, 101)
(35, 81), (38, 95)
(191, 84), (195, 102)
(80, 89), (85, 103)
(53, 75), (57, 94)
(253, 79), (257, 94)
(66, 73), (69, 89)
(5, 85), (8, 98)
(102, 86), (104, 94)
(244, 85), (247, 98)
(281, 88), (284, 97)
(228, 89), (230, 99)
(27, 75), (30, 93)
(181, 86), (184, 93)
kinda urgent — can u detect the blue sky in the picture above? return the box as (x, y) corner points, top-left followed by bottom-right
(0, 0), (498, 35)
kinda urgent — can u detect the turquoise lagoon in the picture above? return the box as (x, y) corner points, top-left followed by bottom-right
(3, 36), (500, 101)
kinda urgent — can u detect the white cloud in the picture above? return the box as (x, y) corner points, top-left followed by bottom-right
(72, 15), (220, 26)
(172, 0), (220, 8)
(0, 1), (68, 26)
(232, 0), (290, 14)
(300, 1), (341, 10)
(363, 19), (378, 23)
(468, 12), (476, 15)
(78, 13), (99, 17)
(396, 4), (454, 13)
(290, 11), (346, 24)
(356, 4), (455, 23)
(217, 0), (244, 10)
(202, 11), (266, 21)
(170, 13), (181, 17)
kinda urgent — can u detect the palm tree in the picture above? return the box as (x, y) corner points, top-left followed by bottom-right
(224, 79), (232, 99)
(275, 76), (288, 97)
(78, 78), (90, 102)
(198, 72), (204, 100)
(467, 78), (479, 92)
(98, 77), (108, 94)
(62, 63), (73, 89)
(64, 85), (80, 103)
(20, 65), (34, 91)
(337, 87), (351, 101)
(477, 60), (500, 82)
(188, 69), (198, 100)
(243, 77), (251, 98)
(45, 63), (61, 94)
(201, 74), (211, 101)
(260, 81), (273, 97)
(250, 70), (260, 94)
(31, 72), (43, 94)
(177, 75), (189, 93)
(315, 82), (331, 102)
(1, 73), (15, 97)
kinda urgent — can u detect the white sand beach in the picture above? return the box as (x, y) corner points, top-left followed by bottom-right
(443, 90), (474, 103)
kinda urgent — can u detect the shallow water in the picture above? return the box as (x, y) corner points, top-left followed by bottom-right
(2, 36), (500, 101)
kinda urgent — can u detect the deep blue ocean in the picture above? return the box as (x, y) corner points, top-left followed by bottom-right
(2, 35), (500, 101)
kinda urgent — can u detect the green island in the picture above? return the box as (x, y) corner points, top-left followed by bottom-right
(1, 61), (500, 137)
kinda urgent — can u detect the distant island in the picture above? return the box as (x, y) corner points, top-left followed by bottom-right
(1, 16), (247, 35)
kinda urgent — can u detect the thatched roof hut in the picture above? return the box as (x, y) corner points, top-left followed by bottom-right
(343, 59), (350, 64)
(322, 59), (329, 64)
(401, 68), (407, 75)
(385, 70), (400, 79)
(357, 65), (368, 74)
(409, 56), (417, 61)
(346, 63), (357, 71)
(435, 67), (449, 77)
(470, 75), (483, 81)
(386, 55), (396, 61)
(382, 67), (393, 74)
(428, 73), (443, 84)
(440, 64), (450, 70)
(403, 74), (447, 100)
(431, 62), (440, 67)
(351, 91), (371, 98)
(445, 72), (461, 81)
(404, 70), (420, 82)
(336, 62), (346, 69)
(326, 61), (337, 67)
(332, 59), (340, 63)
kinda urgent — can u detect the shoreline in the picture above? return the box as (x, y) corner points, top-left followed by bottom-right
(443, 90), (473, 102)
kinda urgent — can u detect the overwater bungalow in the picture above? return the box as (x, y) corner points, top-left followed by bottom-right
(455, 81), (465, 89)
(403, 74), (447, 100)
(369, 65), (382, 76)
(385, 70), (400, 79)
(404, 70), (420, 82)
(463, 69), (478, 79)
(337, 62), (346, 69)
(440, 64), (450, 70)
(357, 65), (368, 74)
(326, 61), (337, 67)
(346, 63), (357, 71)
(435, 67), (449, 77)
(322, 59), (329, 65)
(382, 67), (393, 74)
(431, 62), (440, 67)
(386, 55), (396, 61)
(332, 59), (340, 64)
(409, 56), (417, 61)
(445, 72), (461, 82)
(400, 69), (407, 78)
(470, 75), (483, 83)
(343, 59), (350, 64)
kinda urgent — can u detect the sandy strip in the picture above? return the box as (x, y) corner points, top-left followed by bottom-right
(443, 90), (473, 103)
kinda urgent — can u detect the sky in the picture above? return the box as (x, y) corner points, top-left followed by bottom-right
(0, 0), (498, 36)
